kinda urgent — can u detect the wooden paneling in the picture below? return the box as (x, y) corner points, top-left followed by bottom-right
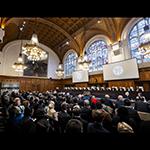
(89, 74), (104, 84)
(108, 80), (135, 88)
(142, 82), (150, 92)
(0, 75), (61, 92)
(1, 67), (150, 92)
(75, 83), (88, 87)
(139, 70), (150, 81)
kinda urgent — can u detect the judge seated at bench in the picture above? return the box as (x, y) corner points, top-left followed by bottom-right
(136, 92), (146, 102)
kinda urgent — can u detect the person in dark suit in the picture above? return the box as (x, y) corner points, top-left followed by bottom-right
(134, 99), (150, 113)
(124, 99), (141, 133)
(136, 92), (146, 102)
(115, 95), (124, 109)
(20, 106), (36, 134)
(112, 107), (135, 135)
(124, 92), (132, 100)
(58, 103), (71, 133)
(87, 109), (110, 134)
(80, 100), (92, 122)
(65, 119), (83, 134)
(102, 94), (114, 109)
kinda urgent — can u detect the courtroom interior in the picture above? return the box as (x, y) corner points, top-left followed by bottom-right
(0, 17), (150, 136)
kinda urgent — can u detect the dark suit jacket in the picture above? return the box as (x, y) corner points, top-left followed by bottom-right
(87, 122), (110, 134)
(134, 100), (150, 113)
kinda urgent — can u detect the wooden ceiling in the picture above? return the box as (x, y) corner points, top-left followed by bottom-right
(0, 17), (131, 60)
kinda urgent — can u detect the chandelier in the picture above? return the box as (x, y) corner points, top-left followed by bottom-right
(22, 33), (48, 62)
(12, 62), (27, 72)
(138, 18), (150, 58)
(22, 18), (47, 62)
(78, 51), (91, 70)
(12, 41), (27, 72)
(55, 63), (64, 78)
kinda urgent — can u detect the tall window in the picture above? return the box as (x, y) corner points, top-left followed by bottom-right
(64, 52), (77, 76)
(128, 18), (150, 63)
(86, 40), (108, 72)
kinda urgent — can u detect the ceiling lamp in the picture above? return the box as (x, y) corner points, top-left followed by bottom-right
(22, 18), (47, 62)
(78, 51), (91, 70)
(22, 42), (47, 62)
(138, 18), (150, 57)
(12, 62), (27, 72)
(55, 63), (64, 78)
(12, 41), (27, 72)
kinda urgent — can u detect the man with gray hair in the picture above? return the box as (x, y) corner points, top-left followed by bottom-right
(102, 94), (114, 109)
(80, 100), (92, 122)
(115, 95), (124, 109)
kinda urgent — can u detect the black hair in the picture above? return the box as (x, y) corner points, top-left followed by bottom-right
(117, 107), (129, 121)
(124, 99), (131, 106)
(96, 101), (102, 109)
(65, 119), (83, 134)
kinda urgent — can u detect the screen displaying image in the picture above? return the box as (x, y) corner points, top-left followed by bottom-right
(72, 70), (89, 83)
(103, 58), (139, 81)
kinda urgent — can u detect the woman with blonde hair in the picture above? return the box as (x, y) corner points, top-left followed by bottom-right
(47, 101), (58, 121)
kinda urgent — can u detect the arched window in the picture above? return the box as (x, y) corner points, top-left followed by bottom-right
(86, 40), (108, 72)
(64, 51), (77, 76)
(128, 18), (150, 63)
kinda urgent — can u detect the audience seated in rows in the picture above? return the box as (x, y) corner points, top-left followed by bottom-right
(0, 89), (150, 136)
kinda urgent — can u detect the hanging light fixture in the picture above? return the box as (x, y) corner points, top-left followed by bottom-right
(138, 18), (150, 57)
(78, 51), (91, 70)
(22, 43), (47, 62)
(12, 40), (27, 72)
(55, 63), (64, 78)
(22, 18), (47, 62)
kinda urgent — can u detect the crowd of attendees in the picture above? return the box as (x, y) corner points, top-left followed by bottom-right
(0, 89), (150, 136)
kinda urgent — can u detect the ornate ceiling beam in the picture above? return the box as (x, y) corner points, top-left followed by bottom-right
(54, 18), (97, 52)
(103, 18), (117, 42)
(5, 17), (80, 61)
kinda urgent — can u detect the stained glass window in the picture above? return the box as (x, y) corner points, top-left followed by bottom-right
(128, 18), (150, 63)
(64, 52), (77, 76)
(86, 40), (108, 72)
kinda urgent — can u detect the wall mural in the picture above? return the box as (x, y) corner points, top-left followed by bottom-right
(23, 54), (48, 77)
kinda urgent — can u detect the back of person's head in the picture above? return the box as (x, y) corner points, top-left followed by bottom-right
(124, 99), (131, 106)
(61, 102), (68, 111)
(125, 92), (129, 96)
(23, 100), (30, 107)
(118, 95), (123, 101)
(48, 101), (55, 109)
(24, 107), (32, 117)
(117, 107), (128, 119)
(84, 100), (90, 107)
(72, 105), (81, 116)
(92, 109), (104, 122)
(96, 101), (102, 109)
(34, 108), (45, 119)
(72, 97), (78, 104)
(105, 94), (110, 99)
(65, 119), (83, 134)
(34, 97), (39, 103)
(14, 97), (21, 106)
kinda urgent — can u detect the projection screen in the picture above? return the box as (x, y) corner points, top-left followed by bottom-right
(72, 70), (89, 83)
(103, 58), (139, 81)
